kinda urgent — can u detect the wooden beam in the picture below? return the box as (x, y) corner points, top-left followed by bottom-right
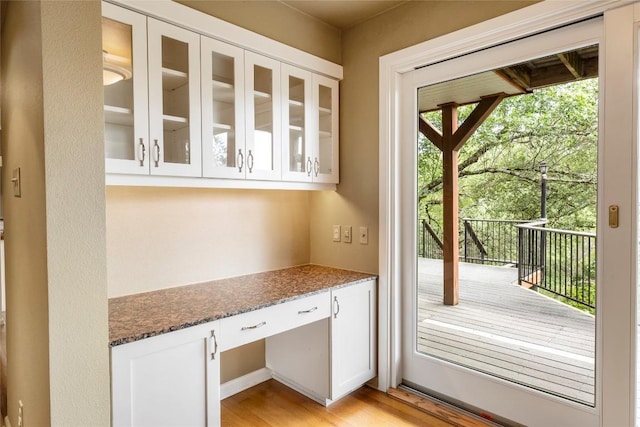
(418, 115), (443, 151)
(452, 94), (505, 151)
(530, 58), (597, 88)
(497, 65), (531, 90)
(441, 103), (459, 306)
(557, 51), (584, 79)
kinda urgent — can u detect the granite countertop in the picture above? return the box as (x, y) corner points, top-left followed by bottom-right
(109, 264), (376, 347)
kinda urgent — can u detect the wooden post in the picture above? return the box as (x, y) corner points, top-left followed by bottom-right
(441, 103), (459, 306)
(418, 94), (505, 306)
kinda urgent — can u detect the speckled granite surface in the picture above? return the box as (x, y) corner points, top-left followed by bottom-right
(109, 264), (376, 347)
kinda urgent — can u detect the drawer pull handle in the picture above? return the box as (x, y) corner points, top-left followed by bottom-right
(298, 306), (318, 314)
(210, 329), (218, 360)
(241, 321), (266, 331)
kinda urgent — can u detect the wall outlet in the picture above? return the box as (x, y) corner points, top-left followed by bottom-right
(18, 400), (23, 427)
(359, 226), (369, 244)
(332, 225), (341, 242)
(343, 226), (352, 243)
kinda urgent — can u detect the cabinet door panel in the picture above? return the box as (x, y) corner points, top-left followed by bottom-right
(312, 75), (339, 183)
(331, 280), (376, 400)
(201, 37), (245, 178)
(245, 52), (281, 181)
(281, 64), (313, 182)
(111, 322), (220, 427)
(147, 18), (202, 177)
(102, 3), (149, 175)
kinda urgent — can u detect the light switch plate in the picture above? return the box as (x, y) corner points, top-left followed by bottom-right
(359, 226), (369, 244)
(332, 225), (341, 242)
(343, 226), (352, 243)
(12, 168), (21, 198)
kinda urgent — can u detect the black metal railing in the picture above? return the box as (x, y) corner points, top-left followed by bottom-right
(419, 217), (597, 311)
(418, 219), (443, 259)
(462, 218), (528, 266)
(517, 220), (596, 311)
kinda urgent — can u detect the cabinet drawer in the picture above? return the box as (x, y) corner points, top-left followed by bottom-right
(219, 292), (330, 351)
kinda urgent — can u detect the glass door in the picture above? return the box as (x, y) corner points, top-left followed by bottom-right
(102, 3), (148, 175)
(244, 52), (281, 181)
(147, 18), (201, 177)
(201, 37), (245, 179)
(400, 19), (603, 426)
(312, 75), (339, 184)
(281, 64), (312, 182)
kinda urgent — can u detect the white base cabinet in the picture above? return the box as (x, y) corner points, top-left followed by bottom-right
(266, 279), (377, 404)
(111, 321), (221, 427)
(110, 280), (376, 425)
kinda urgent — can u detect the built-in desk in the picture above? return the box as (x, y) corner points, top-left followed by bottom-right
(109, 265), (377, 427)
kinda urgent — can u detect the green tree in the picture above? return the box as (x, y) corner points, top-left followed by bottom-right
(419, 78), (598, 233)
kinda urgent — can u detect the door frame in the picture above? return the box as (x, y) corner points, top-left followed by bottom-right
(378, 1), (638, 425)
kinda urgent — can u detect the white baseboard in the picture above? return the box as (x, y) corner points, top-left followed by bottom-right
(271, 372), (332, 407)
(220, 367), (272, 400)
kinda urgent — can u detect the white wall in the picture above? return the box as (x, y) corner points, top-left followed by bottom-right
(2, 1), (110, 425)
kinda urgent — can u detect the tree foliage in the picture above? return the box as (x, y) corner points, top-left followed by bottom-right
(419, 78), (598, 233)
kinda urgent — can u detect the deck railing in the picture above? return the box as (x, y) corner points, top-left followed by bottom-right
(419, 218), (597, 311)
(517, 220), (596, 310)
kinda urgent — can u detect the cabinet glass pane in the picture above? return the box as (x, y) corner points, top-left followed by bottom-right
(211, 52), (236, 168)
(318, 84), (333, 175)
(160, 36), (191, 165)
(252, 65), (274, 172)
(289, 76), (306, 173)
(102, 17), (135, 161)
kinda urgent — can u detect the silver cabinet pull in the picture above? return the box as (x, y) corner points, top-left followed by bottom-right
(247, 149), (254, 173)
(210, 329), (218, 360)
(153, 139), (160, 167)
(314, 157), (320, 177)
(237, 149), (244, 173)
(298, 306), (318, 315)
(241, 321), (266, 331)
(333, 296), (340, 319)
(138, 138), (146, 167)
(306, 157), (313, 176)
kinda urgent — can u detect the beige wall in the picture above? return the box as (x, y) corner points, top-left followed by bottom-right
(2, 1), (110, 426)
(106, 188), (310, 297)
(309, 1), (538, 273)
(177, 0), (342, 64)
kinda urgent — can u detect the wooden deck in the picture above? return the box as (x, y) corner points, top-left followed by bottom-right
(417, 258), (595, 405)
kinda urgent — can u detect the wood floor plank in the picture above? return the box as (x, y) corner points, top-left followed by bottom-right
(222, 380), (461, 426)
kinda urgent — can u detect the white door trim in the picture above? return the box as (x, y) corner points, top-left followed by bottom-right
(378, 1), (638, 425)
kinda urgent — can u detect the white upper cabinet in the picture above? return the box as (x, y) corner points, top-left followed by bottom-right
(282, 67), (339, 184)
(313, 75), (339, 184)
(245, 52), (282, 181)
(281, 64), (313, 182)
(147, 18), (202, 177)
(201, 37), (245, 178)
(102, 4), (149, 175)
(103, 1), (341, 188)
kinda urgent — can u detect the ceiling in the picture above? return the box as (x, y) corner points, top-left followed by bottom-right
(418, 45), (598, 113)
(280, 0), (408, 30)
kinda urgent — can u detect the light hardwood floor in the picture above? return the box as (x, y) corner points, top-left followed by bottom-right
(221, 380), (482, 426)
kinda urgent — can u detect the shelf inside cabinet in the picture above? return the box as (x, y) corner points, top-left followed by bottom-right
(319, 131), (332, 138)
(212, 81), (235, 104)
(254, 91), (272, 104)
(162, 67), (189, 90)
(289, 99), (304, 108)
(104, 105), (134, 126)
(319, 106), (332, 116)
(213, 123), (232, 131)
(163, 114), (189, 131)
(289, 125), (304, 132)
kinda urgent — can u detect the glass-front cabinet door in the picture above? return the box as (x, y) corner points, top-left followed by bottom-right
(201, 37), (245, 179)
(102, 3), (149, 175)
(313, 75), (339, 183)
(245, 52), (281, 181)
(147, 18), (201, 177)
(281, 64), (313, 182)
